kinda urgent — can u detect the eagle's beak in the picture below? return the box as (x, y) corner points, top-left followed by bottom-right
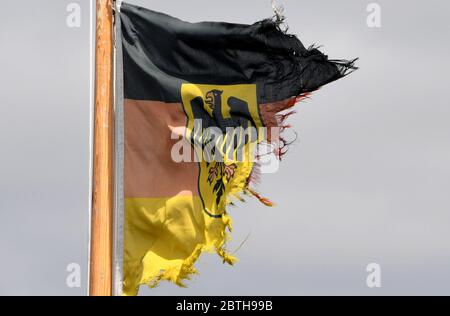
(205, 91), (213, 107)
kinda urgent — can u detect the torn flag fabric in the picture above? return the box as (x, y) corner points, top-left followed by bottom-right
(116, 2), (356, 295)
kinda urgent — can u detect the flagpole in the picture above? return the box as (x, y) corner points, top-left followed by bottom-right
(89, 0), (114, 296)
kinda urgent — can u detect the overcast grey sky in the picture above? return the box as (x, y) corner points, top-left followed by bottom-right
(0, 0), (449, 295)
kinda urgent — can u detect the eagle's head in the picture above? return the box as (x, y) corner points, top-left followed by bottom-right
(205, 89), (223, 113)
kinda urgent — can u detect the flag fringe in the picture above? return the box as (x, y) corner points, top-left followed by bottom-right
(138, 214), (237, 292)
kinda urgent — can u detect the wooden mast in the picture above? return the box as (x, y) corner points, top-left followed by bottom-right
(89, 0), (114, 296)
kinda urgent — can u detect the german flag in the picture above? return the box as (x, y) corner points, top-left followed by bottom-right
(117, 2), (356, 295)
